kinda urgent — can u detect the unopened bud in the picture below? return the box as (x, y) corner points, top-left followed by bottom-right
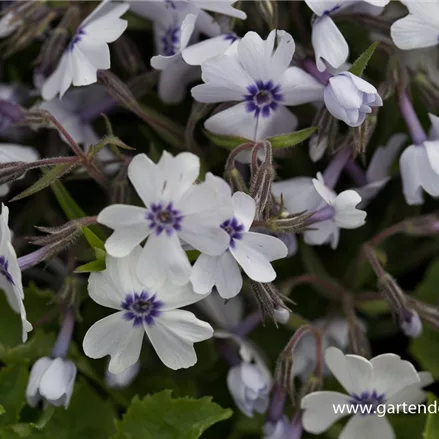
(274, 307), (290, 324)
(400, 309), (423, 338)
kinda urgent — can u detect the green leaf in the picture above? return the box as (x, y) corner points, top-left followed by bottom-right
(410, 259), (439, 377)
(0, 426), (23, 438)
(349, 41), (380, 77)
(50, 180), (87, 220)
(112, 390), (232, 439)
(81, 227), (105, 251)
(11, 164), (76, 202)
(75, 258), (106, 273)
(0, 365), (29, 426)
(204, 130), (250, 150)
(267, 127), (317, 149)
(423, 393), (439, 438)
(29, 380), (116, 439)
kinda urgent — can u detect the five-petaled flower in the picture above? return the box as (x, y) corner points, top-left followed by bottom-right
(83, 247), (213, 372)
(191, 174), (288, 299)
(42, 0), (129, 100)
(301, 347), (433, 439)
(98, 151), (231, 289)
(191, 30), (324, 140)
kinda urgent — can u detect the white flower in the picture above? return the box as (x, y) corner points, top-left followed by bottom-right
(41, 0), (129, 100)
(105, 361), (141, 389)
(272, 173), (366, 249)
(182, 33), (239, 66)
(400, 113), (439, 205)
(324, 72), (383, 127)
(301, 347), (432, 439)
(83, 247), (213, 372)
(98, 152), (231, 288)
(306, 0), (390, 71)
(191, 30), (324, 141)
(391, 0), (439, 50)
(131, 0), (246, 37)
(0, 144), (39, 197)
(148, 2), (200, 104)
(196, 292), (244, 329)
(191, 174), (287, 299)
(227, 360), (271, 417)
(353, 133), (407, 207)
(26, 357), (77, 409)
(0, 204), (32, 342)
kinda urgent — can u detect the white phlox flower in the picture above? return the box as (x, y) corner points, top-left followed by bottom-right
(400, 113), (439, 205)
(301, 347), (433, 439)
(148, 2), (200, 104)
(130, 0), (246, 38)
(191, 174), (288, 299)
(98, 151), (231, 289)
(391, 0), (439, 50)
(191, 30), (324, 141)
(324, 72), (383, 127)
(305, 0), (390, 72)
(83, 247), (214, 372)
(0, 144), (39, 197)
(272, 173), (366, 249)
(352, 133), (407, 207)
(26, 357), (77, 409)
(225, 337), (272, 418)
(105, 360), (141, 389)
(0, 204), (32, 342)
(41, 0), (129, 100)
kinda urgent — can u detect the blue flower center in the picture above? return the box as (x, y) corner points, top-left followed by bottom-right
(161, 26), (180, 56)
(244, 80), (283, 118)
(0, 256), (13, 285)
(68, 27), (85, 52)
(221, 217), (244, 248)
(349, 390), (385, 416)
(146, 202), (183, 236)
(121, 291), (163, 327)
(323, 4), (341, 15)
(224, 33), (238, 43)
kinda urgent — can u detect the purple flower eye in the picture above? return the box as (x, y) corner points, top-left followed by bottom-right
(121, 291), (163, 327)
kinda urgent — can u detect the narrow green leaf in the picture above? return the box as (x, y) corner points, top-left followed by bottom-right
(423, 393), (439, 438)
(50, 180), (87, 220)
(204, 130), (250, 150)
(11, 164), (76, 202)
(268, 126), (318, 149)
(112, 390), (232, 439)
(81, 227), (105, 251)
(349, 41), (380, 77)
(75, 259), (106, 273)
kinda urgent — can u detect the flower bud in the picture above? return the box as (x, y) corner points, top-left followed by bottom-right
(227, 361), (271, 417)
(26, 357), (77, 409)
(400, 309), (423, 338)
(324, 72), (383, 127)
(274, 307), (290, 324)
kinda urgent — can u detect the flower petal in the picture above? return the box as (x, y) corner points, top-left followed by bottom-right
(26, 357), (52, 407)
(301, 391), (351, 434)
(191, 253), (220, 295)
(424, 140), (439, 175)
(182, 35), (237, 66)
(312, 16), (349, 71)
(339, 414), (395, 439)
(145, 309), (213, 369)
(333, 190), (367, 229)
(41, 53), (72, 100)
(83, 311), (145, 374)
(215, 250), (243, 299)
(391, 15), (439, 50)
(240, 232), (287, 261)
(280, 67), (324, 105)
(324, 347), (373, 395)
(429, 113), (439, 140)
(157, 281), (209, 311)
(232, 192), (256, 232)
